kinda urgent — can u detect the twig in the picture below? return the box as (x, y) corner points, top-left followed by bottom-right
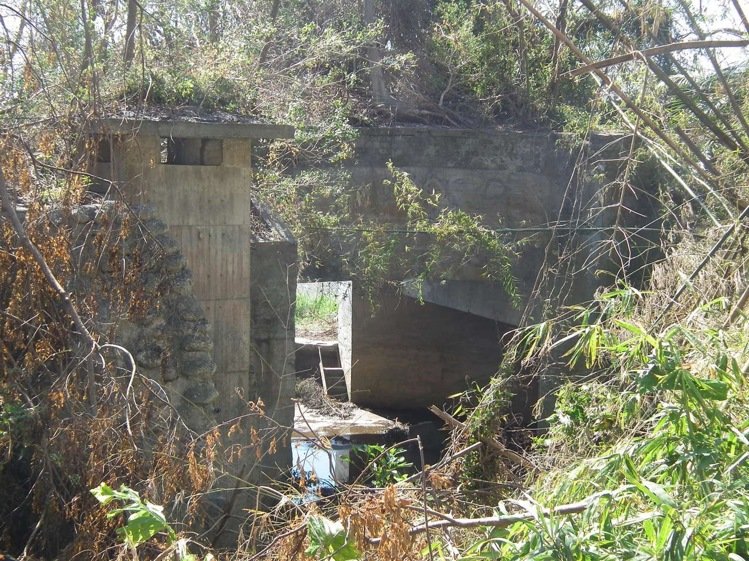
(246, 523), (306, 561)
(724, 283), (749, 328)
(209, 462), (250, 547)
(657, 204), (749, 326)
(19, 507), (45, 561)
(428, 405), (536, 471)
(367, 498), (591, 544)
(417, 435), (434, 561)
(0, 164), (97, 349)
(514, 0), (718, 185)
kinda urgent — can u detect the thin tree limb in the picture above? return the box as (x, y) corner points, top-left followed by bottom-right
(731, 0), (749, 35)
(400, 441), (483, 485)
(0, 165), (96, 349)
(674, 0), (749, 147)
(367, 498), (591, 544)
(657, 204), (749, 326)
(575, 0), (745, 170)
(124, 0), (138, 67)
(514, 0), (718, 189)
(257, 0), (281, 66)
(564, 39), (749, 78)
(417, 435), (434, 561)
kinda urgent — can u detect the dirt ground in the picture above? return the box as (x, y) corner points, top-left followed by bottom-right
(295, 377), (356, 419)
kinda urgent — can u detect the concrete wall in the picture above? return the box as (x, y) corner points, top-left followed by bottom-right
(250, 205), (298, 474)
(68, 202), (220, 432)
(100, 134), (255, 424)
(93, 126), (297, 541)
(322, 128), (660, 412)
(313, 128), (658, 323)
(349, 286), (513, 410)
(348, 128), (575, 229)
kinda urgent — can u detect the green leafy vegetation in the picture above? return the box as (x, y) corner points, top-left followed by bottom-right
(305, 515), (361, 561)
(3, 0), (749, 559)
(295, 292), (339, 333)
(461, 288), (749, 560)
(353, 444), (413, 487)
(91, 483), (177, 547)
(91, 483), (214, 561)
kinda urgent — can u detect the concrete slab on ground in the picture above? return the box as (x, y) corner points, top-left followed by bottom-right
(293, 403), (397, 439)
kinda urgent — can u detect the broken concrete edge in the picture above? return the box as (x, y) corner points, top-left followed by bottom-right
(295, 337), (339, 350)
(293, 403), (400, 439)
(91, 117), (295, 140)
(400, 278), (524, 325)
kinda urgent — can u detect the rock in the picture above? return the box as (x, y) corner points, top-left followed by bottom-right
(139, 217), (168, 235)
(72, 204), (99, 223)
(180, 353), (216, 379)
(154, 233), (180, 255)
(161, 252), (185, 273)
(183, 382), (219, 404)
(181, 332), (213, 353)
(161, 359), (179, 382)
(173, 297), (204, 322)
(169, 270), (193, 295)
(135, 346), (163, 370)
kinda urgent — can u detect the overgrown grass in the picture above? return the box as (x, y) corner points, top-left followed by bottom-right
(295, 292), (339, 333)
(458, 277), (749, 560)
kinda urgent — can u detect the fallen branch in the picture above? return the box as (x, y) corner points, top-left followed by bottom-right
(564, 39), (749, 78)
(428, 405), (536, 471)
(0, 165), (96, 349)
(367, 498), (591, 544)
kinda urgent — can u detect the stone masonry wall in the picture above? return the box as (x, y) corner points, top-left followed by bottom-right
(68, 202), (219, 432)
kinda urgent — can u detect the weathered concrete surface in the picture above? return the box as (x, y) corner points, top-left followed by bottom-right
(348, 286), (513, 410)
(317, 127), (660, 411)
(250, 201), (298, 474)
(91, 117), (296, 543)
(294, 403), (397, 438)
(338, 127), (656, 305)
(401, 279), (523, 325)
(104, 136), (255, 424)
(67, 202), (220, 432)
(348, 128), (576, 229)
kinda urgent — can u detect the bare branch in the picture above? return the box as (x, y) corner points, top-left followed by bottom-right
(428, 405), (536, 470)
(0, 165), (96, 350)
(564, 39), (749, 78)
(367, 498), (591, 544)
(514, 0), (723, 192)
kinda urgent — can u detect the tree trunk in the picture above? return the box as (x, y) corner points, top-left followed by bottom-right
(363, 0), (396, 108)
(124, 0), (138, 68)
(257, 0), (282, 66)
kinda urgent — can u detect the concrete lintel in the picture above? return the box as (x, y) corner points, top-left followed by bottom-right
(401, 278), (524, 326)
(93, 118), (295, 140)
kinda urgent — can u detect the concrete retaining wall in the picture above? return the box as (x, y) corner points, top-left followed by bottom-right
(348, 286), (514, 410)
(329, 128), (660, 410)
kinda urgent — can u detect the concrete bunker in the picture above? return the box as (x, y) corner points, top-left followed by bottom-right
(89, 112), (297, 537)
(91, 113), (294, 427)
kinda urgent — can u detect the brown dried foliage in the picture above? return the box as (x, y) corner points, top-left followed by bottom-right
(0, 133), (217, 559)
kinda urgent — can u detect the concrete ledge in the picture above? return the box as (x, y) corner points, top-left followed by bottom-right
(93, 118), (294, 139)
(294, 403), (398, 438)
